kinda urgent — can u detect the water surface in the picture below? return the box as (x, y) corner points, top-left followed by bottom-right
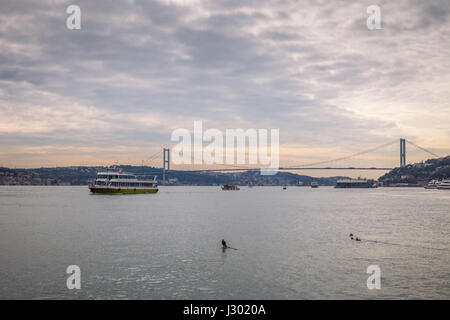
(0, 186), (449, 299)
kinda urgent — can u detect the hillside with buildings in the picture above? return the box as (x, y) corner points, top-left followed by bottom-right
(0, 166), (345, 186)
(378, 156), (450, 185)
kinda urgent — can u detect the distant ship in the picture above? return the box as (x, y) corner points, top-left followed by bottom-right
(311, 182), (319, 188)
(424, 179), (440, 189)
(89, 171), (158, 194)
(335, 179), (377, 188)
(222, 184), (240, 190)
(437, 179), (450, 190)
(295, 181), (310, 187)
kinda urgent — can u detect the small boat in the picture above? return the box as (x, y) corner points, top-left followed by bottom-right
(89, 170), (158, 194)
(437, 179), (450, 190)
(222, 184), (240, 190)
(424, 179), (441, 189)
(283, 185), (287, 190)
(311, 182), (319, 188)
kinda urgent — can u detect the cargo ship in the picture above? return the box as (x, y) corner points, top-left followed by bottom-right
(89, 170), (158, 194)
(334, 179), (377, 188)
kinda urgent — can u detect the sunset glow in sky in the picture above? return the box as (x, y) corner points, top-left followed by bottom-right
(1, 0), (449, 177)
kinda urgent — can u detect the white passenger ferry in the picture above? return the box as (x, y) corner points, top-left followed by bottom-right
(89, 171), (158, 194)
(437, 179), (450, 190)
(424, 179), (441, 189)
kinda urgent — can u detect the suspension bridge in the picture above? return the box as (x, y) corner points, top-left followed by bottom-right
(141, 138), (442, 180)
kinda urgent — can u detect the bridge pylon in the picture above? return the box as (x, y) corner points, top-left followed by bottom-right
(163, 148), (170, 182)
(400, 138), (406, 167)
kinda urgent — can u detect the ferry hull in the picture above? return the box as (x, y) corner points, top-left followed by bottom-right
(90, 187), (158, 194)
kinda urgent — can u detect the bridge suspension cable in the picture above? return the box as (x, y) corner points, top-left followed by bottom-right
(284, 139), (398, 168)
(405, 140), (440, 158)
(141, 149), (163, 166)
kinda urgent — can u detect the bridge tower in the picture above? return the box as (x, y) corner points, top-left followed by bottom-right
(163, 148), (170, 182)
(400, 138), (406, 167)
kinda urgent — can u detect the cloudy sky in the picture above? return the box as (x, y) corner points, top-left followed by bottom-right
(1, 0), (449, 175)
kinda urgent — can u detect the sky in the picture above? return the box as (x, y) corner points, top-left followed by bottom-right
(0, 0), (449, 177)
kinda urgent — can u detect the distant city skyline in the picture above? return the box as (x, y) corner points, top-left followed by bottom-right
(1, 0), (449, 178)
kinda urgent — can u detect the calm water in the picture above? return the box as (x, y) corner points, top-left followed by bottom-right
(0, 186), (449, 300)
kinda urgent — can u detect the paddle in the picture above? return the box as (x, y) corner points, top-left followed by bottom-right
(222, 246), (238, 250)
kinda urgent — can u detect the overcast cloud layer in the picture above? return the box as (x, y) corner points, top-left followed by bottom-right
(0, 0), (449, 169)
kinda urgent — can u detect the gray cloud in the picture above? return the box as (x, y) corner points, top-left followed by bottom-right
(0, 0), (449, 168)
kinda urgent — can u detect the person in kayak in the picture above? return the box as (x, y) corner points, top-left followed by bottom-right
(221, 239), (227, 248)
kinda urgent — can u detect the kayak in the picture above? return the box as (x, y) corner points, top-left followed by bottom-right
(221, 246), (228, 249)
